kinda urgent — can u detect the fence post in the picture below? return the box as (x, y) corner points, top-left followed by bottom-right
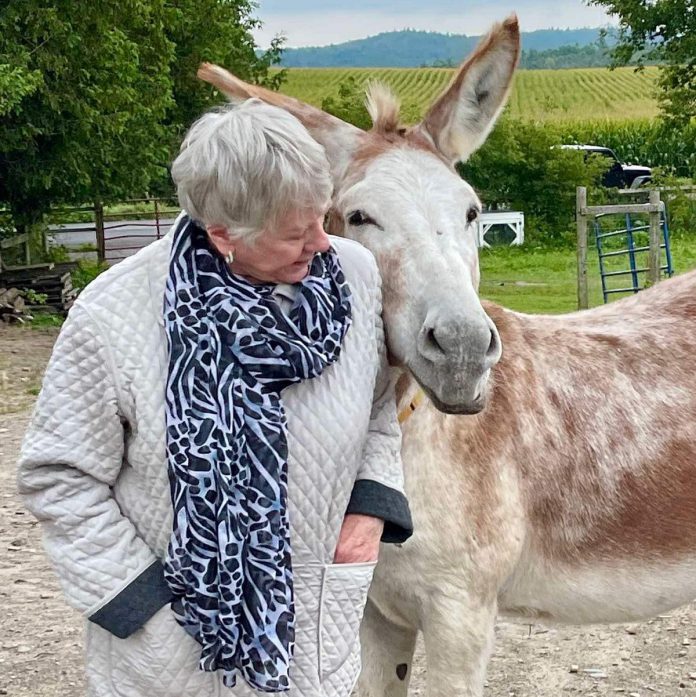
(95, 201), (105, 264)
(576, 186), (589, 310)
(154, 198), (161, 240)
(648, 189), (661, 286)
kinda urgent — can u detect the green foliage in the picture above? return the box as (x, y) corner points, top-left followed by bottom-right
(164, 0), (284, 143)
(666, 190), (696, 240)
(0, 64), (42, 117)
(460, 116), (609, 245)
(23, 288), (47, 305)
(46, 245), (70, 263)
(321, 77), (372, 130)
(649, 171), (696, 240)
(321, 76), (420, 130)
(29, 312), (64, 328)
(0, 1), (175, 229)
(280, 66), (661, 122)
(0, 1), (285, 229)
(0, 208), (15, 239)
(588, 0), (696, 123)
(520, 44), (613, 70)
(556, 119), (696, 178)
(71, 259), (109, 294)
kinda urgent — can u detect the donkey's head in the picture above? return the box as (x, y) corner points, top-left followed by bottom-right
(198, 17), (519, 414)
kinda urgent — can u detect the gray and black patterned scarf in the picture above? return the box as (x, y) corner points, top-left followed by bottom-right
(163, 215), (352, 691)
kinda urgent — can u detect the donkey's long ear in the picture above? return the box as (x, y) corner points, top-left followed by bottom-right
(197, 64), (363, 182)
(413, 16), (520, 164)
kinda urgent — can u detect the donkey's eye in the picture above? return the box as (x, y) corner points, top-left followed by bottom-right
(467, 207), (479, 224)
(348, 210), (379, 228)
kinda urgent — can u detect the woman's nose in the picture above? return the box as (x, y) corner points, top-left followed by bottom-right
(308, 220), (331, 254)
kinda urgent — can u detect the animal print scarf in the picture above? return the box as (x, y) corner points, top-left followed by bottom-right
(162, 215), (352, 691)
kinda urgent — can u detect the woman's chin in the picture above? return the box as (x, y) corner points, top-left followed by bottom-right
(282, 265), (310, 284)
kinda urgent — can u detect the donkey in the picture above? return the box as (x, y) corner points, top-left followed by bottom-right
(198, 16), (696, 697)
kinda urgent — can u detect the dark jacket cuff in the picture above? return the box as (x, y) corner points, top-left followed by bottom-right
(346, 479), (413, 544)
(88, 561), (174, 639)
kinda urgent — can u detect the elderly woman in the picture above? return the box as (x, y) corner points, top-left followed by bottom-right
(17, 99), (412, 697)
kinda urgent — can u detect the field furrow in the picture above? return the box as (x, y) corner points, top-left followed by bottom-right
(276, 66), (661, 122)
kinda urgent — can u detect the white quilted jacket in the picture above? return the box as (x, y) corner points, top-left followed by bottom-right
(18, 224), (409, 697)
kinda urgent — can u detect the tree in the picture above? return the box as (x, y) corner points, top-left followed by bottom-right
(164, 0), (284, 143)
(0, 1), (284, 232)
(321, 77), (373, 131)
(321, 76), (421, 131)
(587, 0), (696, 123)
(0, 1), (175, 230)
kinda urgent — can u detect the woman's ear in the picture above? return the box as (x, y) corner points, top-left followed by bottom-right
(206, 225), (234, 257)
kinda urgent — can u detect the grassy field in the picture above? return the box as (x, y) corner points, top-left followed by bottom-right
(479, 237), (696, 314)
(278, 66), (660, 123)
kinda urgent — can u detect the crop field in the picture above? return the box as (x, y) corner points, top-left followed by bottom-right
(278, 66), (660, 122)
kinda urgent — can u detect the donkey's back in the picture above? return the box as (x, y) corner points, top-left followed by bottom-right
(490, 268), (696, 624)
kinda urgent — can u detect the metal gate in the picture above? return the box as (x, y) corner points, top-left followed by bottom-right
(592, 204), (674, 303)
(47, 199), (180, 265)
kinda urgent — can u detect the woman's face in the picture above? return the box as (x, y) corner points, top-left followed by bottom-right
(208, 207), (332, 284)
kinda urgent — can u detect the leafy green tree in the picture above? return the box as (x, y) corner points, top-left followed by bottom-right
(0, 0), (285, 232)
(0, 64), (42, 118)
(165, 0), (284, 142)
(321, 77), (373, 130)
(587, 0), (696, 123)
(0, 1), (174, 231)
(321, 76), (420, 131)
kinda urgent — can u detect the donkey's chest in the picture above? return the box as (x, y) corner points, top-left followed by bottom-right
(370, 410), (525, 625)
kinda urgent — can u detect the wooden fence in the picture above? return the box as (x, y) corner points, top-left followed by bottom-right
(576, 187), (664, 310)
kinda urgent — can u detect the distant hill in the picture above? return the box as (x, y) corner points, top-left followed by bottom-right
(279, 27), (611, 68)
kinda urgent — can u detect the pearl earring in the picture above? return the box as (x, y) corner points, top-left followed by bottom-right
(225, 251), (235, 264)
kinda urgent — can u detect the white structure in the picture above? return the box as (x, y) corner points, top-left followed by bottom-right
(475, 211), (524, 248)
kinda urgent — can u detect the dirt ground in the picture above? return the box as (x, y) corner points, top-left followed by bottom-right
(2, 325), (696, 697)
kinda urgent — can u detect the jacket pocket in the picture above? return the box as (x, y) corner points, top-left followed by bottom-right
(85, 606), (220, 697)
(318, 561), (377, 684)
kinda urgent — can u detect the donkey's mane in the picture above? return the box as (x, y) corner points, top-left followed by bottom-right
(365, 82), (402, 134)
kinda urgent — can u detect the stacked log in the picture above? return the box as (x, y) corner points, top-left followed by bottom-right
(0, 263), (78, 315)
(0, 288), (28, 323)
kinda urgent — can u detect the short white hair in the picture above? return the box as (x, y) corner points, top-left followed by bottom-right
(172, 98), (333, 240)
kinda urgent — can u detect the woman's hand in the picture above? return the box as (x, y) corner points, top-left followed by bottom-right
(333, 513), (384, 564)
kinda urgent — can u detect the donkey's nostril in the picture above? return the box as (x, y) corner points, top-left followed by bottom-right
(425, 326), (446, 355)
(485, 327), (501, 360)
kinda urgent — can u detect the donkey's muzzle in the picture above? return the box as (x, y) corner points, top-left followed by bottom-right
(414, 309), (501, 412)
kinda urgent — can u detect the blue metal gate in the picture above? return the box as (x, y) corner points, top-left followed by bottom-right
(592, 204), (674, 303)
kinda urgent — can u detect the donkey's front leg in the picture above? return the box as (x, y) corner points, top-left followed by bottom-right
(359, 596), (418, 697)
(422, 593), (497, 697)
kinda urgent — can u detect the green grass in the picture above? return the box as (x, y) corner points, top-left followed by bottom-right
(479, 238), (696, 314)
(29, 312), (65, 328)
(480, 246), (602, 314)
(278, 66), (660, 123)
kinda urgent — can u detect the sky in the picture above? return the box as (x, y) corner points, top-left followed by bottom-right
(252, 0), (617, 48)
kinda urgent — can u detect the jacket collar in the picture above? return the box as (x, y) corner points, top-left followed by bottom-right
(148, 213), (180, 327)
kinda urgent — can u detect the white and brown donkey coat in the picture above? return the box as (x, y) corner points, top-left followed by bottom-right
(200, 16), (696, 697)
